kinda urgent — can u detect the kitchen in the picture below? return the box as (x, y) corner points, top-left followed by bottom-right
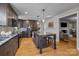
(0, 3), (19, 56)
(0, 3), (40, 56)
(0, 3), (79, 56)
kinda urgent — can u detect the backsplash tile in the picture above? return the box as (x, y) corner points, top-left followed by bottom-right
(0, 26), (13, 33)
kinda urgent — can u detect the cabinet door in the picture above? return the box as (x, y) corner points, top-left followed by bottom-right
(7, 4), (17, 26)
(0, 35), (18, 56)
(0, 4), (7, 25)
(0, 43), (10, 56)
(0, 45), (6, 56)
(7, 36), (18, 56)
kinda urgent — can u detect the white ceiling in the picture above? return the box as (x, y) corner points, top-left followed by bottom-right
(60, 14), (77, 22)
(11, 3), (79, 20)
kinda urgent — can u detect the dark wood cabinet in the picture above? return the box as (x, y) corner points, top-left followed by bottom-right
(7, 4), (18, 27)
(0, 35), (19, 56)
(0, 3), (18, 26)
(18, 20), (39, 31)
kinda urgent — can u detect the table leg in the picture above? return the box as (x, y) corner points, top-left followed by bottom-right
(47, 37), (49, 45)
(51, 40), (53, 48)
(39, 49), (42, 54)
(54, 35), (56, 49)
(18, 34), (20, 48)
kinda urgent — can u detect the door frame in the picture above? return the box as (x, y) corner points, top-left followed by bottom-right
(58, 12), (78, 50)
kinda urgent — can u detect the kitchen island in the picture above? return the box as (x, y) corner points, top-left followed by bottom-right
(33, 32), (56, 54)
(0, 33), (19, 56)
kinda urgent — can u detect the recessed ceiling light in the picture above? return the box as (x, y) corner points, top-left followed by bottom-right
(46, 15), (52, 18)
(25, 12), (28, 14)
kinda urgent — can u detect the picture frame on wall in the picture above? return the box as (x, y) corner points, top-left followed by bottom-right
(48, 22), (54, 28)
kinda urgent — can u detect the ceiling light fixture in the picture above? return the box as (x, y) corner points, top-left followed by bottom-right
(37, 21), (40, 25)
(42, 9), (45, 23)
(41, 9), (46, 34)
(46, 15), (52, 18)
(42, 19), (45, 23)
(37, 16), (40, 20)
(25, 11), (28, 14)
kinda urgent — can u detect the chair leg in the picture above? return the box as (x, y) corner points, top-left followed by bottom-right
(54, 39), (56, 49)
(48, 39), (50, 45)
(47, 37), (49, 46)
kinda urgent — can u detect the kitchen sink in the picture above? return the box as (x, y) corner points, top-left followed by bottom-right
(0, 36), (9, 41)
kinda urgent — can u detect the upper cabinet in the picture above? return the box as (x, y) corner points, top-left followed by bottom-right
(0, 4), (7, 25)
(0, 3), (18, 26)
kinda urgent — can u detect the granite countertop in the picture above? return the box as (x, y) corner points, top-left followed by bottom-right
(0, 33), (18, 46)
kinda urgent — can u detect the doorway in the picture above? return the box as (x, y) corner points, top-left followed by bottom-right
(59, 13), (77, 49)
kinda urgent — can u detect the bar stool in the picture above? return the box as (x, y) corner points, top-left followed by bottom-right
(48, 36), (54, 48)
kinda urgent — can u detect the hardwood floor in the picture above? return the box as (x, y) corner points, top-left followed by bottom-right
(16, 37), (79, 56)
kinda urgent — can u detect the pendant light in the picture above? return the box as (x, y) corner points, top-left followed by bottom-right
(42, 9), (45, 23)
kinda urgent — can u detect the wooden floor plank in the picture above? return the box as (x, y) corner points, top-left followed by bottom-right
(16, 37), (79, 56)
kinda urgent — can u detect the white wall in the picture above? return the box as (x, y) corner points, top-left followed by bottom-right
(38, 20), (44, 33)
(77, 11), (79, 50)
(44, 18), (59, 42)
(44, 6), (79, 50)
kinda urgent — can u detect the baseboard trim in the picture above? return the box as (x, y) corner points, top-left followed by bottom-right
(76, 48), (79, 50)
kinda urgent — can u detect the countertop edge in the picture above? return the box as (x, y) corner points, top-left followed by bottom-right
(0, 34), (18, 46)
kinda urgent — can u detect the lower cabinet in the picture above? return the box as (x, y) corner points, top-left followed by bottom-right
(0, 35), (19, 56)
